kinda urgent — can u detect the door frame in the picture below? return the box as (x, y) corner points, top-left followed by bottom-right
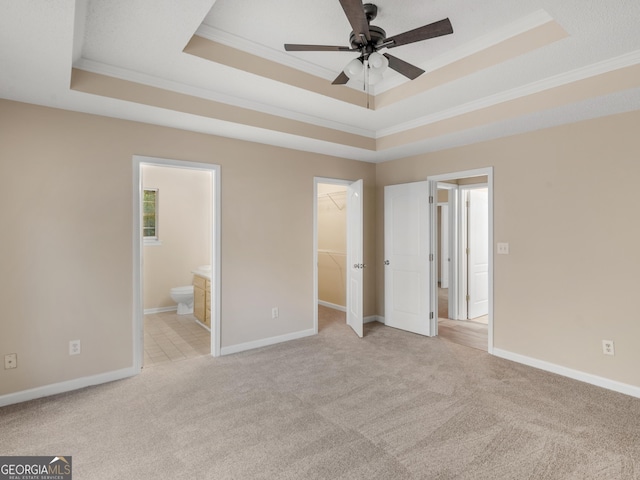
(459, 184), (489, 320)
(438, 203), (449, 290)
(313, 177), (361, 335)
(428, 167), (494, 353)
(132, 155), (221, 372)
(436, 182), (459, 320)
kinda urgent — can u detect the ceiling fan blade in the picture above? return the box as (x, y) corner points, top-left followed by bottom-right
(385, 18), (453, 48)
(338, 0), (371, 42)
(285, 44), (355, 52)
(383, 53), (425, 80)
(331, 71), (350, 85)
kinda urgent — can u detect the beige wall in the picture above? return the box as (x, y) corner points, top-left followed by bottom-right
(1, 97), (638, 399)
(376, 109), (640, 388)
(0, 99), (376, 396)
(142, 165), (211, 310)
(317, 184), (347, 307)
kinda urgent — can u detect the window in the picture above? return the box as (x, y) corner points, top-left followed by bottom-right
(143, 188), (160, 244)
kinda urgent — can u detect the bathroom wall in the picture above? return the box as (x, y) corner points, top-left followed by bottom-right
(142, 165), (211, 311)
(317, 184), (347, 308)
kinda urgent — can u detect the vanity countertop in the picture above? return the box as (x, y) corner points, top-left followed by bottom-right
(192, 265), (212, 280)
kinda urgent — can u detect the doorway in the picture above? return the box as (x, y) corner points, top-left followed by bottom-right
(313, 177), (364, 338)
(133, 156), (221, 372)
(316, 183), (347, 311)
(429, 168), (493, 352)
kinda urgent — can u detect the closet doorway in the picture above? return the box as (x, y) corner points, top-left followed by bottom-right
(313, 178), (364, 337)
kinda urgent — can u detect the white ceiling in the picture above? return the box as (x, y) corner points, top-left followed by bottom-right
(1, 0), (640, 162)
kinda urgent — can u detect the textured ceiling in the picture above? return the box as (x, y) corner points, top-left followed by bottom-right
(1, 0), (640, 162)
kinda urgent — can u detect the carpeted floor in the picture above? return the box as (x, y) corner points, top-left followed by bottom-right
(1, 306), (639, 479)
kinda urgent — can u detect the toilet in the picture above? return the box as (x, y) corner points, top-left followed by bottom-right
(170, 285), (194, 314)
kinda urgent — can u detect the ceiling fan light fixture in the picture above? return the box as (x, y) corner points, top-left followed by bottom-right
(344, 53), (387, 85)
(368, 51), (388, 71)
(344, 57), (364, 79)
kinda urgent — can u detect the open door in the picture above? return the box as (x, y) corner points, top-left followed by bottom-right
(467, 188), (489, 319)
(384, 181), (432, 336)
(440, 204), (449, 289)
(346, 179), (363, 337)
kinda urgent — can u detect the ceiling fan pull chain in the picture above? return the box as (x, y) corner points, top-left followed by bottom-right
(364, 60), (370, 109)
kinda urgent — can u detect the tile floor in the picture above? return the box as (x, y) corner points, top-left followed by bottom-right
(144, 311), (211, 367)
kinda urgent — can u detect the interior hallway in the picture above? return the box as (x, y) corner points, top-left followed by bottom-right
(437, 287), (488, 351)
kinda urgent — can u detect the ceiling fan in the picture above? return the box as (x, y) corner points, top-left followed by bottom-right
(284, 0), (453, 86)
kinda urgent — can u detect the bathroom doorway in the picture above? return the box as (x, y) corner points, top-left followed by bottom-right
(133, 156), (220, 372)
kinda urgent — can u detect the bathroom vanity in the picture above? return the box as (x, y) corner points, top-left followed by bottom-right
(192, 266), (211, 328)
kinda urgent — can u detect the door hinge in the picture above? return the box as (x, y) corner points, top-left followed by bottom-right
(430, 312), (434, 320)
(466, 247), (470, 255)
(466, 294), (470, 302)
(429, 253), (434, 261)
(429, 195), (434, 204)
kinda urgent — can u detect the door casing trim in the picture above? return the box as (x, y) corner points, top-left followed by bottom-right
(427, 168), (494, 353)
(133, 155), (221, 372)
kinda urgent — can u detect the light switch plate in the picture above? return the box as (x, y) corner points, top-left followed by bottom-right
(497, 242), (510, 254)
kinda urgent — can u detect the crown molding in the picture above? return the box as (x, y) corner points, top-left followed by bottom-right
(72, 44), (640, 144)
(378, 49), (640, 137)
(73, 58), (376, 138)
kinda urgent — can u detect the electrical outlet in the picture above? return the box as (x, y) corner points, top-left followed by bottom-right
(272, 307), (279, 319)
(497, 242), (510, 254)
(602, 340), (615, 356)
(69, 340), (81, 356)
(4, 353), (17, 369)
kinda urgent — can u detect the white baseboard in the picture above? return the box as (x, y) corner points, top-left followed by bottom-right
(221, 328), (316, 356)
(144, 306), (177, 314)
(492, 348), (640, 399)
(318, 300), (346, 312)
(0, 367), (138, 408)
(317, 303), (382, 325)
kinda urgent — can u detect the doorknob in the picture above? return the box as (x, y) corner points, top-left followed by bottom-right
(384, 260), (390, 265)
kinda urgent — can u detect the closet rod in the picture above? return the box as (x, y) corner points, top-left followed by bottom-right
(318, 191), (346, 210)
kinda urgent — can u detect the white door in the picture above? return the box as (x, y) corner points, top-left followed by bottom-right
(346, 179), (363, 337)
(440, 204), (449, 289)
(467, 188), (489, 319)
(384, 182), (432, 336)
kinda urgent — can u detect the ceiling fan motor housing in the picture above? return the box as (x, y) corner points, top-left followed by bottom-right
(349, 3), (385, 52)
(349, 25), (386, 51)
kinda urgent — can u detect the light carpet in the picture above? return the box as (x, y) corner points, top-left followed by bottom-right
(1, 306), (639, 479)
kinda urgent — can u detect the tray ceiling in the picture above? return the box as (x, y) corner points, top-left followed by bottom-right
(2, 0), (640, 162)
